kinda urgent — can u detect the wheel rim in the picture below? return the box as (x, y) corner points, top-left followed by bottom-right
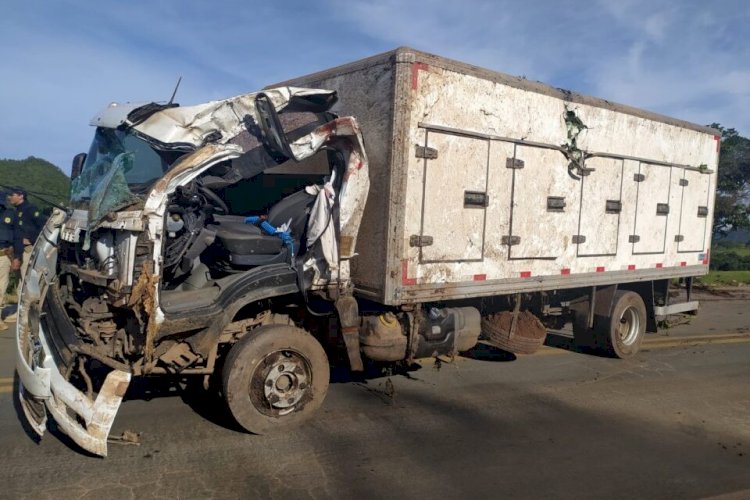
(251, 350), (312, 417)
(617, 306), (640, 346)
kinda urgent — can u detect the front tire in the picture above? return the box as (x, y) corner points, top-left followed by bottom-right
(222, 324), (329, 434)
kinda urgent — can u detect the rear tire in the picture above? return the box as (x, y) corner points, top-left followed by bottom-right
(597, 291), (646, 359)
(222, 324), (329, 434)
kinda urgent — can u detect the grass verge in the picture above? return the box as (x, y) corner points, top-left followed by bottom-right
(698, 270), (750, 287)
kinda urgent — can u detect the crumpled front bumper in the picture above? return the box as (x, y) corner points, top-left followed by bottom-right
(14, 209), (131, 457)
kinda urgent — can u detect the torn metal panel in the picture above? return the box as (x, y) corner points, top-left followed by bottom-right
(15, 207), (133, 456)
(121, 87), (337, 149)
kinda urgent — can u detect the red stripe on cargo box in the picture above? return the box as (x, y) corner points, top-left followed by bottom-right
(596, 266), (605, 273)
(628, 265), (636, 271)
(714, 135), (721, 153)
(561, 268), (571, 275)
(473, 274), (487, 281)
(655, 263), (663, 269)
(401, 260), (416, 286)
(520, 271), (532, 278)
(411, 62), (428, 90)
(680, 261), (687, 267)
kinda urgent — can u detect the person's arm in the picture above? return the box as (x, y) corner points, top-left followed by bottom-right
(12, 213), (24, 258)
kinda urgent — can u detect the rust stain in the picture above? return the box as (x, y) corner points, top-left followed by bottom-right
(128, 260), (160, 367)
(115, 381), (129, 397)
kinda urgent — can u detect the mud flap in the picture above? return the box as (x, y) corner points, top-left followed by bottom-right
(335, 295), (363, 371)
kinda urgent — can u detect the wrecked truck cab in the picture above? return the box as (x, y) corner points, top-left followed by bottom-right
(15, 87), (370, 456)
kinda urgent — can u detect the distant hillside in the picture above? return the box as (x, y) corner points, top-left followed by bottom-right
(0, 156), (70, 212)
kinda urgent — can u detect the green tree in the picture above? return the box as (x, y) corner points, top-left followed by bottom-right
(711, 124), (750, 236)
(0, 156), (70, 212)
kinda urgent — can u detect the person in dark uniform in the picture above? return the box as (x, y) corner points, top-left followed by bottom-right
(5, 187), (44, 324)
(0, 192), (21, 329)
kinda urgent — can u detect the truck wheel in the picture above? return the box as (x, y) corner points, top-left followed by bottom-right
(222, 324), (329, 434)
(597, 291), (646, 359)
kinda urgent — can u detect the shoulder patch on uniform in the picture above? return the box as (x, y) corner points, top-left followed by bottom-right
(3, 217), (10, 224)
(34, 211), (40, 217)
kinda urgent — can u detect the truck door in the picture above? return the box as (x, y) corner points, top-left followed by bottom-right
(508, 145), (581, 259)
(419, 131), (489, 262)
(577, 157), (624, 256)
(632, 163), (672, 254)
(677, 169), (711, 252)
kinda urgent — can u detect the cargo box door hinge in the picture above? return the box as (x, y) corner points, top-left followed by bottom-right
(415, 146), (438, 159)
(502, 235), (521, 246)
(410, 235), (434, 247)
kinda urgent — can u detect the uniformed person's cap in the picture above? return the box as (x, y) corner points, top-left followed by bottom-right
(9, 187), (26, 197)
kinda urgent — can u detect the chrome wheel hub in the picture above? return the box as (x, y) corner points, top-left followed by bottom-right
(618, 306), (640, 346)
(261, 351), (310, 415)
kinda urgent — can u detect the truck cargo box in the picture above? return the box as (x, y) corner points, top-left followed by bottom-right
(275, 47), (719, 306)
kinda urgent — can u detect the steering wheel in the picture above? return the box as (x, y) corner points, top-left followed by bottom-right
(198, 185), (229, 214)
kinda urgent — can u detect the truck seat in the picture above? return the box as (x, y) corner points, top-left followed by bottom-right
(210, 189), (316, 266)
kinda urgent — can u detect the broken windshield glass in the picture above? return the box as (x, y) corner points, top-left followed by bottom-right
(71, 128), (173, 233)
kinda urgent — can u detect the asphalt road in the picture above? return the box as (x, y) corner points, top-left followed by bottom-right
(1, 293), (749, 499)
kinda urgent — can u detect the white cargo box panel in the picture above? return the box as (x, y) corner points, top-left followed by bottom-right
(273, 48), (719, 305)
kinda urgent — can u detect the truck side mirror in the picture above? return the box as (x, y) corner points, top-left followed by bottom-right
(71, 153), (87, 180)
(255, 93), (295, 163)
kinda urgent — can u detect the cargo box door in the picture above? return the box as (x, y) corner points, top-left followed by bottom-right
(632, 163), (672, 254)
(577, 158), (624, 256)
(419, 131), (489, 262)
(677, 170), (711, 252)
(509, 145), (581, 259)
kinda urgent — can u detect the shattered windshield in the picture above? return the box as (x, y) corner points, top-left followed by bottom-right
(70, 127), (172, 223)
(70, 128), (169, 211)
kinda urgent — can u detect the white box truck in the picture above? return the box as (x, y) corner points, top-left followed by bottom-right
(16, 48), (718, 456)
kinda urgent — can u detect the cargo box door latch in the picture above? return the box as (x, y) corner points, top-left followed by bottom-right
(605, 200), (622, 214)
(464, 191), (489, 208)
(506, 158), (525, 169)
(415, 146), (438, 159)
(656, 203), (670, 215)
(547, 196), (566, 212)
(501, 235), (521, 246)
(410, 235), (434, 247)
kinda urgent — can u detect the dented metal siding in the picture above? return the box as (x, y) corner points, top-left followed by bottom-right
(275, 47), (718, 305)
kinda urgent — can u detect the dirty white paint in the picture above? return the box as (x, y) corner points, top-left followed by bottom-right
(277, 48), (718, 304)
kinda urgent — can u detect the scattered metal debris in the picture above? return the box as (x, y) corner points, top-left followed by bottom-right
(107, 430), (141, 446)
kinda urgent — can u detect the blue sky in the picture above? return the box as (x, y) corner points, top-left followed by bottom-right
(1, 0), (748, 174)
